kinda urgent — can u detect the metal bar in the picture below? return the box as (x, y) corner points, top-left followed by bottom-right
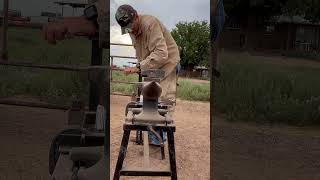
(167, 130), (177, 180)
(104, 2), (110, 176)
(110, 93), (131, 97)
(111, 56), (113, 80)
(138, 71), (142, 96)
(1, 0), (9, 60)
(0, 61), (108, 72)
(110, 43), (133, 47)
(111, 80), (141, 85)
(110, 55), (136, 59)
(89, 39), (102, 112)
(120, 169), (171, 176)
(113, 130), (131, 180)
(210, 0), (217, 178)
(7, 22), (43, 29)
(0, 99), (69, 110)
(112, 68), (124, 71)
(123, 123), (176, 132)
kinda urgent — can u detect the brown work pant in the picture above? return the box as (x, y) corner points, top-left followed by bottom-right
(160, 67), (177, 116)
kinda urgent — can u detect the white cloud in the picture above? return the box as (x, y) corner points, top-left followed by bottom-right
(110, 26), (132, 44)
(110, 25), (136, 67)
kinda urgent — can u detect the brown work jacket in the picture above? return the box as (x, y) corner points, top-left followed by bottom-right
(129, 15), (180, 77)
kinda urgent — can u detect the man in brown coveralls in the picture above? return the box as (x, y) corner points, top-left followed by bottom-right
(115, 4), (180, 107)
(115, 4), (180, 145)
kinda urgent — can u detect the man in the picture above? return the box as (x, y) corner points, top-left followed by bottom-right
(42, 0), (108, 48)
(115, 4), (180, 106)
(115, 4), (180, 146)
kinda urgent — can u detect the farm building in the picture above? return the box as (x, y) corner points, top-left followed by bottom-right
(194, 66), (209, 78)
(220, 15), (320, 53)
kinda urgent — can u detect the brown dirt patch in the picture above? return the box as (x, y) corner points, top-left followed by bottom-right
(0, 95), (210, 180)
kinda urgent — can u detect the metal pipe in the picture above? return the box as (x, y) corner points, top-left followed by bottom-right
(110, 43), (133, 47)
(0, 61), (108, 72)
(0, 99), (69, 110)
(110, 55), (136, 59)
(89, 39), (103, 111)
(111, 80), (142, 85)
(1, 0), (9, 61)
(111, 56), (113, 80)
(7, 22), (43, 29)
(210, 0), (218, 178)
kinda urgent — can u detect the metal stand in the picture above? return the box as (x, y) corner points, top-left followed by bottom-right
(113, 123), (177, 180)
(113, 74), (178, 179)
(49, 34), (108, 180)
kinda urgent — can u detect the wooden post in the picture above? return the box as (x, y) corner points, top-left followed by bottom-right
(143, 131), (150, 168)
(1, 0), (9, 61)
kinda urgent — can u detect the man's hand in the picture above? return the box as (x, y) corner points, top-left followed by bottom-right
(42, 16), (97, 45)
(123, 67), (139, 75)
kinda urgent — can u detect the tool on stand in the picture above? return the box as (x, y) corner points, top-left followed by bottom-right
(113, 69), (178, 180)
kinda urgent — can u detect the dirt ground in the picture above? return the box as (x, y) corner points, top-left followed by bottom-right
(213, 117), (320, 180)
(0, 95), (210, 180)
(1, 95), (320, 180)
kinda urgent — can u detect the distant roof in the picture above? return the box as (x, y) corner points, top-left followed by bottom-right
(194, 66), (208, 70)
(274, 15), (320, 25)
(54, 0), (88, 8)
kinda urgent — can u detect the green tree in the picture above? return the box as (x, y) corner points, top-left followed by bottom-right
(171, 21), (210, 70)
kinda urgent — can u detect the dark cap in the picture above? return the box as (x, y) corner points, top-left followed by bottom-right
(115, 4), (137, 34)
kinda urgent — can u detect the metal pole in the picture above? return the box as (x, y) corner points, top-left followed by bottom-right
(1, 0), (9, 61)
(110, 43), (133, 47)
(89, 38), (103, 111)
(210, 0), (217, 179)
(110, 56), (113, 80)
(0, 99), (69, 110)
(102, 1), (111, 176)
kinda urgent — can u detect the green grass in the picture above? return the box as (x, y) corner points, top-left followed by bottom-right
(111, 71), (210, 101)
(285, 50), (320, 61)
(0, 27), (107, 105)
(214, 52), (320, 126)
(1, 27), (208, 105)
(177, 80), (210, 101)
(3, 27), (320, 126)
